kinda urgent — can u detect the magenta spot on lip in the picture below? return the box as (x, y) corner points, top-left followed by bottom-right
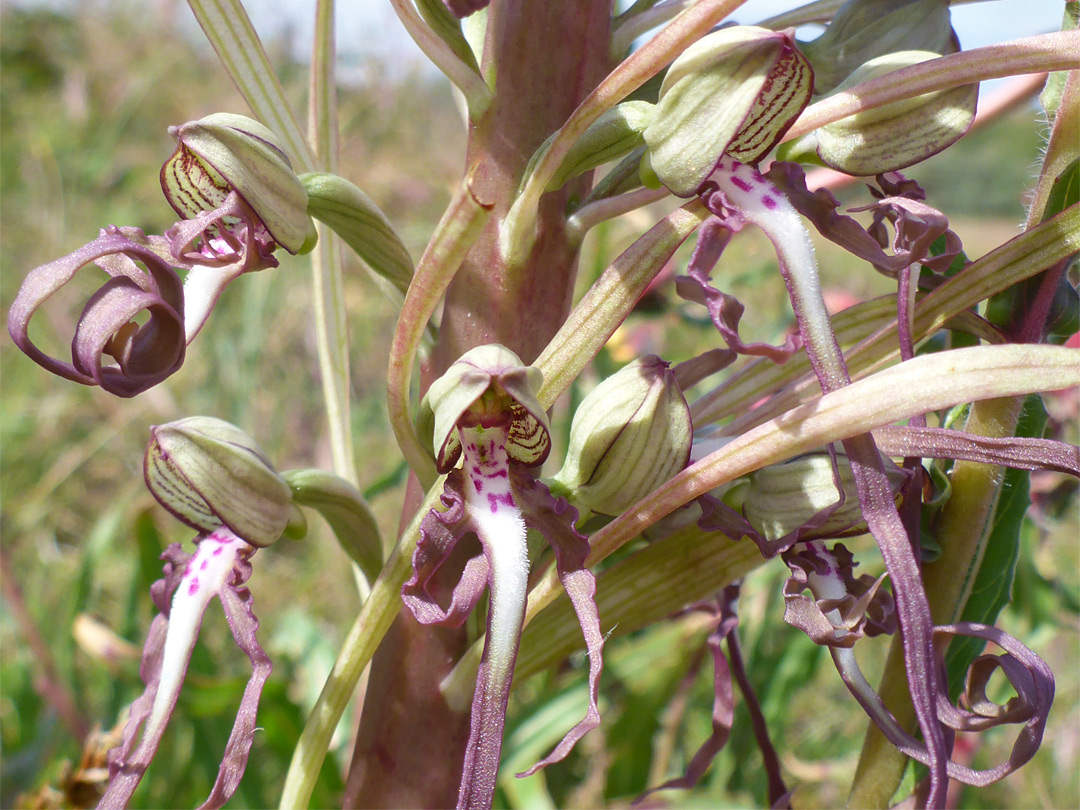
(200, 559), (209, 570)
(762, 195), (777, 209)
(490, 468), (509, 479)
(731, 176), (753, 192)
(472, 476), (484, 493)
(212, 545), (224, 556)
(487, 491), (515, 513)
(188, 578), (200, 596)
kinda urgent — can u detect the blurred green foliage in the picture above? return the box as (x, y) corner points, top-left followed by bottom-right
(1, 5), (1076, 810)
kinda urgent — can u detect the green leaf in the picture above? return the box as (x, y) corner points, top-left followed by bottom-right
(943, 394), (1048, 700)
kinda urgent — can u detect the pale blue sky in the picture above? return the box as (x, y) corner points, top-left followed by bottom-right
(235, 0), (1067, 73)
(9, 0), (1068, 84)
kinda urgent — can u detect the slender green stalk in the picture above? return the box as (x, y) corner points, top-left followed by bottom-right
(384, 168), (494, 492)
(610, 0), (698, 57)
(186, 0), (315, 171)
(536, 200), (707, 408)
(307, 0), (357, 486)
(501, 0), (747, 264)
(387, 0), (491, 116)
(386, 167), (495, 489)
(278, 480), (444, 810)
(784, 32), (1080, 142)
(566, 186), (670, 242)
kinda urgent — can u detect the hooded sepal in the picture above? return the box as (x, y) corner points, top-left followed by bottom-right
(777, 49), (976, 176)
(552, 355), (692, 516)
(642, 26), (812, 196)
(162, 113), (316, 255)
(423, 344), (550, 473)
(144, 417), (293, 548)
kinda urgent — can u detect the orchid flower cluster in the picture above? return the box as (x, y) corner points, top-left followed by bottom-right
(6, 0), (1080, 809)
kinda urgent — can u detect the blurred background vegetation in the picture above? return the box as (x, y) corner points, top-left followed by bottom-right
(0, 3), (1076, 808)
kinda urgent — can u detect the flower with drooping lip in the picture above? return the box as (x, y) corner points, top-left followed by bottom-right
(100, 417), (295, 810)
(406, 344), (603, 810)
(8, 113), (315, 396)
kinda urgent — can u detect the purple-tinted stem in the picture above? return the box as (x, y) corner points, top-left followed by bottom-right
(874, 426), (1080, 475)
(726, 623), (789, 808)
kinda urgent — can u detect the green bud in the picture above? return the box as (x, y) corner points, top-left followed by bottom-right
(643, 26), (813, 196)
(525, 100), (656, 193)
(420, 344), (551, 473)
(144, 416), (293, 547)
(161, 112), (317, 254)
(301, 172), (414, 296)
(743, 452), (908, 542)
(777, 50), (976, 175)
(801, 0), (956, 96)
(551, 355), (691, 516)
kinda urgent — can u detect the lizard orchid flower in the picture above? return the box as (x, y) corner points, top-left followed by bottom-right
(100, 418), (295, 810)
(406, 345), (603, 810)
(8, 113), (314, 396)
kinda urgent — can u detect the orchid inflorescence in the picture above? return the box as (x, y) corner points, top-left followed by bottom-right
(6, 1), (1080, 809)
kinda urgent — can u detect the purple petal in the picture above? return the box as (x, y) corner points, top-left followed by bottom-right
(198, 552), (271, 810)
(402, 470), (491, 627)
(675, 219), (801, 363)
(71, 277), (185, 397)
(8, 227), (186, 396)
(512, 472), (604, 776)
(638, 597), (738, 800)
(830, 620), (1054, 787)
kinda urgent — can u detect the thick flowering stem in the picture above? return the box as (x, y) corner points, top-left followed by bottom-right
(501, 0), (746, 263)
(457, 423), (529, 810)
(387, 171), (494, 488)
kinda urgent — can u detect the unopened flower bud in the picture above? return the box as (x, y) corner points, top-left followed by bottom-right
(552, 355), (692, 516)
(144, 416), (292, 547)
(744, 452), (908, 541)
(161, 113), (317, 254)
(800, 0), (957, 96)
(642, 26), (813, 196)
(777, 50), (976, 175)
(421, 344), (551, 474)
